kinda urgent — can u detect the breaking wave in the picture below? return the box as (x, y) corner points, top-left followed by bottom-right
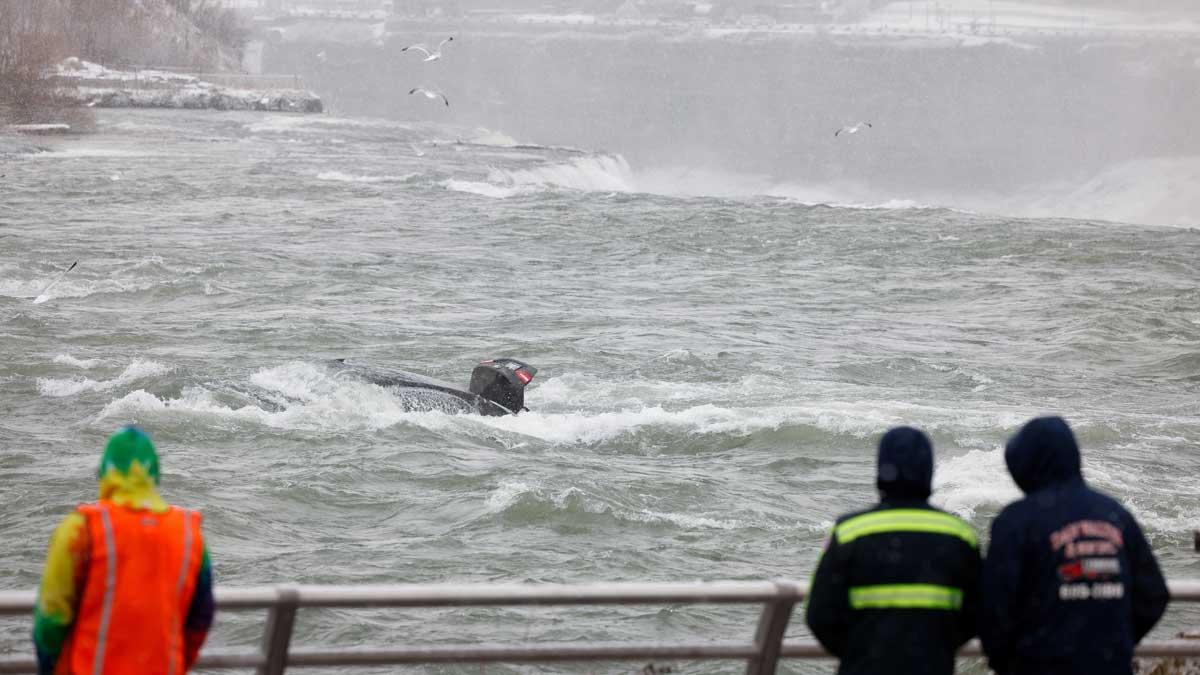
(443, 156), (635, 198)
(484, 481), (769, 531)
(490, 155), (636, 192)
(0, 257), (214, 304)
(316, 171), (418, 183)
(440, 142), (1199, 226)
(39, 360), (170, 397)
(99, 362), (464, 433)
(446, 153), (940, 208)
(52, 354), (101, 369)
(442, 179), (531, 199)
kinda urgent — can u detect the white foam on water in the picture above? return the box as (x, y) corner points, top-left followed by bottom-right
(933, 439), (1200, 536)
(28, 147), (164, 159)
(484, 481), (758, 530)
(87, 361), (951, 444)
(15, 277), (157, 303)
(243, 114), (416, 135)
(491, 155), (636, 193)
(249, 362), (336, 402)
(470, 394), (1029, 447)
(1083, 457), (1200, 536)
(442, 151), (943, 208)
(468, 405), (763, 445)
(52, 354), (101, 369)
(533, 373), (732, 408)
(932, 447), (1021, 520)
(316, 171), (417, 183)
(241, 115), (332, 135)
(442, 179), (531, 199)
(512, 370), (1040, 449)
(628, 509), (744, 530)
(1, 256), (200, 302)
(632, 157), (1199, 225)
(38, 359), (170, 397)
(927, 362), (996, 391)
(0, 278), (54, 300)
(99, 362), (464, 433)
(485, 480), (536, 512)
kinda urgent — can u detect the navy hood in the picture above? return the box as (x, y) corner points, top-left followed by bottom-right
(1004, 416), (1082, 494)
(876, 426), (933, 500)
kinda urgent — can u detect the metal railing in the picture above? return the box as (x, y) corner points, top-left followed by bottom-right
(1, 579), (1198, 674)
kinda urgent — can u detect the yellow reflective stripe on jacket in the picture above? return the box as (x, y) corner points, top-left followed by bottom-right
(833, 509), (976, 547)
(849, 584), (964, 610)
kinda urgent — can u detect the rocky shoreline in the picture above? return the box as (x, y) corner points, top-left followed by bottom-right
(60, 86), (323, 113)
(52, 58), (322, 114)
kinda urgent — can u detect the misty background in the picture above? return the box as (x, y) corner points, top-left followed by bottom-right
(244, 0), (1200, 225)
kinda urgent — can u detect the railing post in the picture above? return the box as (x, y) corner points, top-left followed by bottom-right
(258, 586), (300, 675)
(744, 581), (800, 675)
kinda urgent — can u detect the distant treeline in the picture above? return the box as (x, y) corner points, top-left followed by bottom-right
(0, 0), (248, 124)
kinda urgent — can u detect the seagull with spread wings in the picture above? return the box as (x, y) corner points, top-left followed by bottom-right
(835, 122), (873, 137)
(402, 37), (454, 62)
(409, 88), (450, 107)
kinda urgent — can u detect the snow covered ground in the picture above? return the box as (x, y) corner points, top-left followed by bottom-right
(859, 1), (1200, 36)
(379, 1), (1200, 42)
(51, 58), (323, 113)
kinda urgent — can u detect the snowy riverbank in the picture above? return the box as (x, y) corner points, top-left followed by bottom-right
(51, 58), (322, 114)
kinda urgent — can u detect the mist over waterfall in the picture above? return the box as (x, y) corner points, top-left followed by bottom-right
(271, 25), (1200, 226)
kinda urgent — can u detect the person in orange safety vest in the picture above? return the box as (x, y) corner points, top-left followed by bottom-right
(32, 426), (214, 675)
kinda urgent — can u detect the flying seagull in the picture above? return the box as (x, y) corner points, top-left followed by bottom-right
(409, 88), (450, 107)
(402, 37), (454, 62)
(33, 260), (78, 305)
(835, 122), (872, 137)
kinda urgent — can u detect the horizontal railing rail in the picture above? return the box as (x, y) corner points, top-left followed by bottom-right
(1, 580), (1198, 674)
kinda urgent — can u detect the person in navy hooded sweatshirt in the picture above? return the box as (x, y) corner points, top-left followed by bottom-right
(981, 416), (1169, 675)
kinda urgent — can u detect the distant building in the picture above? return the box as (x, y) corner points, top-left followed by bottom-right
(737, 11), (775, 25)
(393, 0), (462, 17)
(774, 1), (828, 22)
(614, 0), (641, 18)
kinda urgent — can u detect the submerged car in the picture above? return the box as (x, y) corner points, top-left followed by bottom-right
(330, 357), (537, 416)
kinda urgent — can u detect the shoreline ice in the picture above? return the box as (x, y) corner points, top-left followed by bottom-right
(51, 58), (323, 114)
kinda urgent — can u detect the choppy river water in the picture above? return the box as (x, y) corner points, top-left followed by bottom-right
(1, 110), (1198, 672)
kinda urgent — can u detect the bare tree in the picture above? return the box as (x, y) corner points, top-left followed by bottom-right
(0, 0), (71, 123)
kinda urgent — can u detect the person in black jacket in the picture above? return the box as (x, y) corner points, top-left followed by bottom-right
(806, 426), (981, 675)
(980, 416), (1169, 675)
